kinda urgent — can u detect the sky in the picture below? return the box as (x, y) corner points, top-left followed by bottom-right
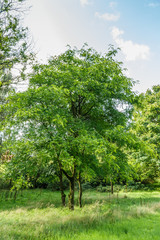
(24, 0), (160, 93)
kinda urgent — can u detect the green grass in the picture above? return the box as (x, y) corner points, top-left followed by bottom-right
(0, 189), (160, 239)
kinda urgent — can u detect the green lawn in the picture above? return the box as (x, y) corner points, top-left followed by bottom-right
(0, 189), (160, 239)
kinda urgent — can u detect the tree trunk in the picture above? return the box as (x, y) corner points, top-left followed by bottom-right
(111, 181), (114, 194)
(57, 156), (66, 207)
(62, 165), (76, 210)
(78, 172), (82, 208)
(59, 168), (66, 207)
(68, 176), (75, 210)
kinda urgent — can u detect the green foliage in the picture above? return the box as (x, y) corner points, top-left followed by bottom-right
(0, 0), (33, 158)
(1, 45), (137, 208)
(0, 0), (29, 75)
(11, 175), (31, 191)
(130, 85), (160, 183)
(0, 163), (10, 188)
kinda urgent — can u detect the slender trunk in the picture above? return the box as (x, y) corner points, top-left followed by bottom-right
(58, 156), (66, 207)
(78, 172), (82, 208)
(62, 165), (76, 210)
(111, 181), (114, 194)
(13, 190), (17, 201)
(68, 177), (75, 210)
(59, 168), (66, 207)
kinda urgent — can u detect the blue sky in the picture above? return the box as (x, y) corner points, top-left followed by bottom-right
(24, 0), (160, 93)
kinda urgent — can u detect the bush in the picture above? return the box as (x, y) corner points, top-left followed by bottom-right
(82, 182), (93, 190)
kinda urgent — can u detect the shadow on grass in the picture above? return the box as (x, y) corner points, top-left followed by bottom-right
(0, 189), (160, 212)
(0, 189), (64, 211)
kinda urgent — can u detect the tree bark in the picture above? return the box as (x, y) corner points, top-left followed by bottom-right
(57, 156), (66, 207)
(59, 168), (66, 207)
(78, 172), (82, 208)
(62, 165), (76, 210)
(68, 176), (75, 210)
(111, 181), (114, 194)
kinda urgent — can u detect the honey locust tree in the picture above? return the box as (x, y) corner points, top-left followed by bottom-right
(1, 45), (136, 210)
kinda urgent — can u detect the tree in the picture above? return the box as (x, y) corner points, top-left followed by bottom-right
(0, 0), (33, 155)
(1, 45), (136, 209)
(0, 0), (32, 99)
(130, 85), (160, 183)
(0, 0), (29, 77)
(95, 124), (149, 194)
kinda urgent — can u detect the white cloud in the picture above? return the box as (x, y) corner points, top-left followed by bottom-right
(148, 2), (160, 7)
(80, 0), (90, 6)
(112, 27), (124, 39)
(95, 12), (120, 21)
(111, 27), (150, 61)
(109, 2), (117, 8)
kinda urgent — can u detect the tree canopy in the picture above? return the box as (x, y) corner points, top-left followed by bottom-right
(1, 45), (139, 209)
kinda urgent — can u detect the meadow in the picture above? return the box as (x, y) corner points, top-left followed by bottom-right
(0, 188), (160, 240)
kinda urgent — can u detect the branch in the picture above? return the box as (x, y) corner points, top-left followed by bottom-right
(82, 105), (94, 117)
(62, 169), (72, 181)
(78, 95), (85, 115)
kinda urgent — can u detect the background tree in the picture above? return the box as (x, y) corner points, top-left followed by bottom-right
(0, 0), (33, 155)
(95, 124), (150, 194)
(0, 0), (30, 78)
(130, 85), (160, 183)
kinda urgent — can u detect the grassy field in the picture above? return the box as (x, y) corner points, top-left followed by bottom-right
(0, 189), (160, 240)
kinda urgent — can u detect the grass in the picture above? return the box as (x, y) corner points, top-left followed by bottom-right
(0, 189), (160, 239)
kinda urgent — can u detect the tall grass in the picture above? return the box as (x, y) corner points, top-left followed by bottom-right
(0, 189), (160, 239)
